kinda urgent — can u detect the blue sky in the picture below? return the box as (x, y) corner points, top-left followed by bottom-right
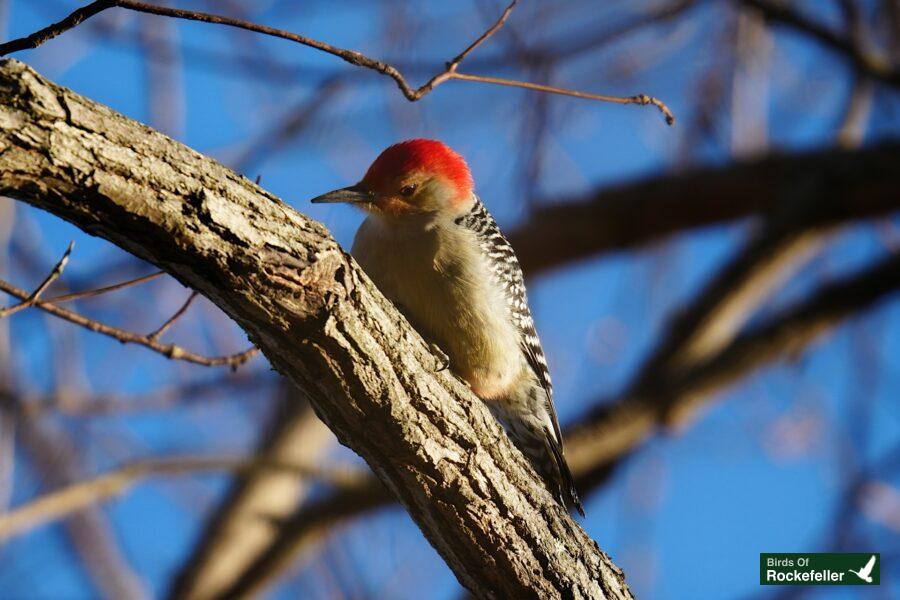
(1, 1), (899, 599)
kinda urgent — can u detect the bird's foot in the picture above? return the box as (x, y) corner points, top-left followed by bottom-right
(428, 342), (451, 372)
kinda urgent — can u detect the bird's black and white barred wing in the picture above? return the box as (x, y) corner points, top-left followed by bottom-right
(454, 197), (560, 442)
(456, 197), (584, 515)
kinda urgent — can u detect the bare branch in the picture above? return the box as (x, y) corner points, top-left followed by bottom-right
(9, 398), (150, 600)
(19, 372), (272, 416)
(170, 384), (336, 600)
(836, 76), (874, 149)
(45, 270), (164, 303)
(0, 454), (368, 544)
(148, 291), (198, 341)
(741, 0), (900, 87)
(663, 250), (900, 421)
(0, 240), (73, 319)
(449, 73), (676, 124)
(508, 143), (900, 275)
(0, 0), (675, 124)
(0, 278), (258, 368)
(448, 0), (519, 68)
(635, 187), (833, 384)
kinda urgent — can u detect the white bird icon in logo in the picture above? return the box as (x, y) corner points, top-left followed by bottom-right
(848, 555), (877, 583)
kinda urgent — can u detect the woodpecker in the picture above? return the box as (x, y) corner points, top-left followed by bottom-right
(311, 139), (583, 515)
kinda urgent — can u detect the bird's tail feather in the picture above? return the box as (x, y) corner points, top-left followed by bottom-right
(488, 404), (584, 516)
(545, 433), (584, 517)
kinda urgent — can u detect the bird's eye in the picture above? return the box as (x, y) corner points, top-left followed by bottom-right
(399, 184), (417, 196)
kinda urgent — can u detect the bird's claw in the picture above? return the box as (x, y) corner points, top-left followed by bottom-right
(429, 342), (450, 372)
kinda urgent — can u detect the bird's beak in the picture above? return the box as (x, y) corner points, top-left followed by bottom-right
(310, 183), (373, 204)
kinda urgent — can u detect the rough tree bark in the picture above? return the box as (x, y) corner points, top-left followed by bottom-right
(0, 59), (632, 599)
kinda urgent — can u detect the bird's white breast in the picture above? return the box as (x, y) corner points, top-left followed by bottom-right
(352, 215), (524, 398)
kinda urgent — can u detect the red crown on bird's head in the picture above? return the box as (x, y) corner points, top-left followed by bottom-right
(362, 139), (474, 204)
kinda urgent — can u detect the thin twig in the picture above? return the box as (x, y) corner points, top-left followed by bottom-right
(148, 291), (197, 341)
(0, 278), (257, 368)
(45, 270), (164, 303)
(0, 455), (368, 543)
(0, 0), (676, 124)
(448, 0), (519, 69)
(450, 72), (676, 124)
(0, 241), (74, 319)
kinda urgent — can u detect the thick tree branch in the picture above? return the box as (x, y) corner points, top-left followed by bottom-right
(509, 144), (900, 275)
(237, 246), (900, 589)
(635, 186), (834, 385)
(222, 181), (900, 596)
(0, 58), (630, 599)
(662, 250), (900, 420)
(570, 245), (900, 486)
